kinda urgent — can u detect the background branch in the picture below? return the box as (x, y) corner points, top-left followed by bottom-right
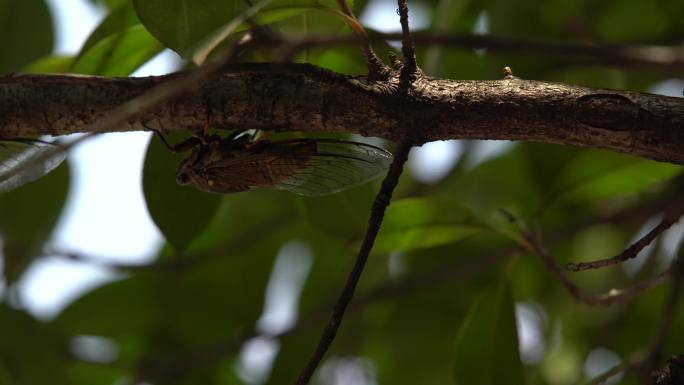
(567, 203), (684, 272)
(281, 32), (684, 75)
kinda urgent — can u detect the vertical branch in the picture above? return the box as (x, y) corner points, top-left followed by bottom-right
(643, 248), (684, 383)
(397, 0), (418, 90)
(293, 140), (412, 385)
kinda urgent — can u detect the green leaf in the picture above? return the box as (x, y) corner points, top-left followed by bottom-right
(142, 133), (222, 251)
(296, 182), (375, 240)
(0, 161), (70, 283)
(22, 55), (74, 73)
(0, 0), (53, 74)
(551, 150), (681, 205)
(54, 275), (158, 337)
(374, 225), (482, 254)
(371, 198), (485, 253)
(133, 0), (318, 58)
(453, 280), (524, 385)
(133, 0), (243, 57)
(190, 0), (271, 65)
(78, 2), (141, 55)
(0, 305), (69, 385)
(71, 24), (163, 76)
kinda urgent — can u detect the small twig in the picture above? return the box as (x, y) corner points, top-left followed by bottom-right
(650, 355), (684, 385)
(525, 227), (672, 306)
(293, 140), (412, 385)
(396, 0), (418, 92)
(567, 206), (684, 272)
(592, 269), (671, 306)
(335, 0), (389, 79)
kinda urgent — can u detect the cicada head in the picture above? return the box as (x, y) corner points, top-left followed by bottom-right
(175, 140), (249, 194)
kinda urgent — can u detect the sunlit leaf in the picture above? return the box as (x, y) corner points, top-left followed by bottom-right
(71, 24), (163, 76)
(370, 198), (485, 253)
(78, 2), (141, 55)
(22, 55), (74, 73)
(550, 150), (681, 205)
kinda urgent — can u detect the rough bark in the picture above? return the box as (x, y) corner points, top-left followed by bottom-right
(1, 63), (683, 164)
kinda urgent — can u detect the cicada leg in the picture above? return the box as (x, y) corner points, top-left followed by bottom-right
(143, 123), (202, 153)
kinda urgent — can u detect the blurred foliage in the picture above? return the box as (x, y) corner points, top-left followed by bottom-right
(1, 0), (683, 385)
(0, 0), (53, 75)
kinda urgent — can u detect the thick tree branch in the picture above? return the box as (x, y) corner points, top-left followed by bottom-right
(1, 63), (683, 164)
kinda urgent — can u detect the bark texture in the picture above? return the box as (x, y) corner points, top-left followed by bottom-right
(1, 64), (683, 164)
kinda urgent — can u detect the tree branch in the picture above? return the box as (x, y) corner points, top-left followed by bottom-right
(1, 64), (683, 164)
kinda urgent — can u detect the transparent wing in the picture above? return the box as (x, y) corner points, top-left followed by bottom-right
(0, 139), (67, 193)
(271, 139), (393, 196)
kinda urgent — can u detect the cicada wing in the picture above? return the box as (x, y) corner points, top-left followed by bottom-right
(202, 139), (393, 196)
(0, 139), (67, 193)
(270, 140), (393, 196)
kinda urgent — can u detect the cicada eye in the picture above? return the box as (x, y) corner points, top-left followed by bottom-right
(176, 172), (191, 185)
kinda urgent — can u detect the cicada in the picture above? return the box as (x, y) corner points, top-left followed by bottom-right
(164, 130), (393, 196)
(0, 138), (66, 193)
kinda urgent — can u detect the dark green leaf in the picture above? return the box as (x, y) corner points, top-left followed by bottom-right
(133, 0), (243, 57)
(0, 161), (70, 283)
(0, 305), (69, 385)
(295, 182), (374, 240)
(142, 132), (221, 251)
(453, 279), (524, 385)
(0, 0), (53, 74)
